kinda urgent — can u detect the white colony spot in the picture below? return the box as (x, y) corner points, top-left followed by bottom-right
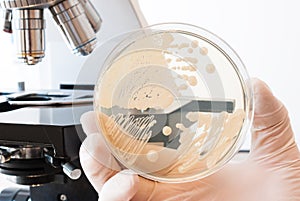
(175, 123), (194, 145)
(200, 47), (208, 55)
(191, 40), (199, 48)
(178, 165), (186, 173)
(188, 76), (197, 86)
(178, 84), (188, 90)
(180, 74), (198, 87)
(176, 123), (186, 131)
(147, 150), (159, 162)
(181, 74), (189, 80)
(162, 126), (172, 136)
(186, 112), (199, 122)
(206, 64), (216, 74)
(188, 48), (193, 54)
(184, 57), (198, 64)
(181, 65), (197, 72)
(178, 43), (189, 49)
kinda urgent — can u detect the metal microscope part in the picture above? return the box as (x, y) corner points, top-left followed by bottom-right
(2, 9), (12, 33)
(0, 146), (44, 164)
(13, 9), (45, 65)
(0, 0), (101, 64)
(49, 0), (97, 56)
(0, 104), (93, 185)
(0, 99), (98, 199)
(79, 0), (102, 32)
(0, 0), (58, 9)
(0, 188), (30, 201)
(61, 162), (82, 180)
(0, 143), (82, 184)
(6, 90), (93, 105)
(0, 149), (13, 163)
(44, 147), (82, 180)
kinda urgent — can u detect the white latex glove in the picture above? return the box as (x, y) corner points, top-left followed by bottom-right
(79, 79), (300, 201)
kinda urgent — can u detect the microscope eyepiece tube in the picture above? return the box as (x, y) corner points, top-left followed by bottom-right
(50, 0), (97, 56)
(13, 9), (45, 65)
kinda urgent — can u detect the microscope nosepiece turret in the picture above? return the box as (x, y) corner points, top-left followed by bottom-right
(0, 0), (101, 65)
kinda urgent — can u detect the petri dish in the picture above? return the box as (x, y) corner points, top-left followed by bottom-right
(93, 23), (253, 183)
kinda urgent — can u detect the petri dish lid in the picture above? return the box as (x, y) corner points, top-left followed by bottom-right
(91, 23), (253, 183)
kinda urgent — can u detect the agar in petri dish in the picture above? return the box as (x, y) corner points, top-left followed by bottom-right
(93, 23), (253, 183)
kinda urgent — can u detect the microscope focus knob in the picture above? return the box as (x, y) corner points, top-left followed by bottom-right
(62, 162), (82, 180)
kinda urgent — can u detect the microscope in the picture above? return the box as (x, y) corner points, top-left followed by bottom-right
(0, 0), (143, 200)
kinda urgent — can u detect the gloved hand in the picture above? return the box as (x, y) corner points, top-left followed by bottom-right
(79, 78), (300, 201)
